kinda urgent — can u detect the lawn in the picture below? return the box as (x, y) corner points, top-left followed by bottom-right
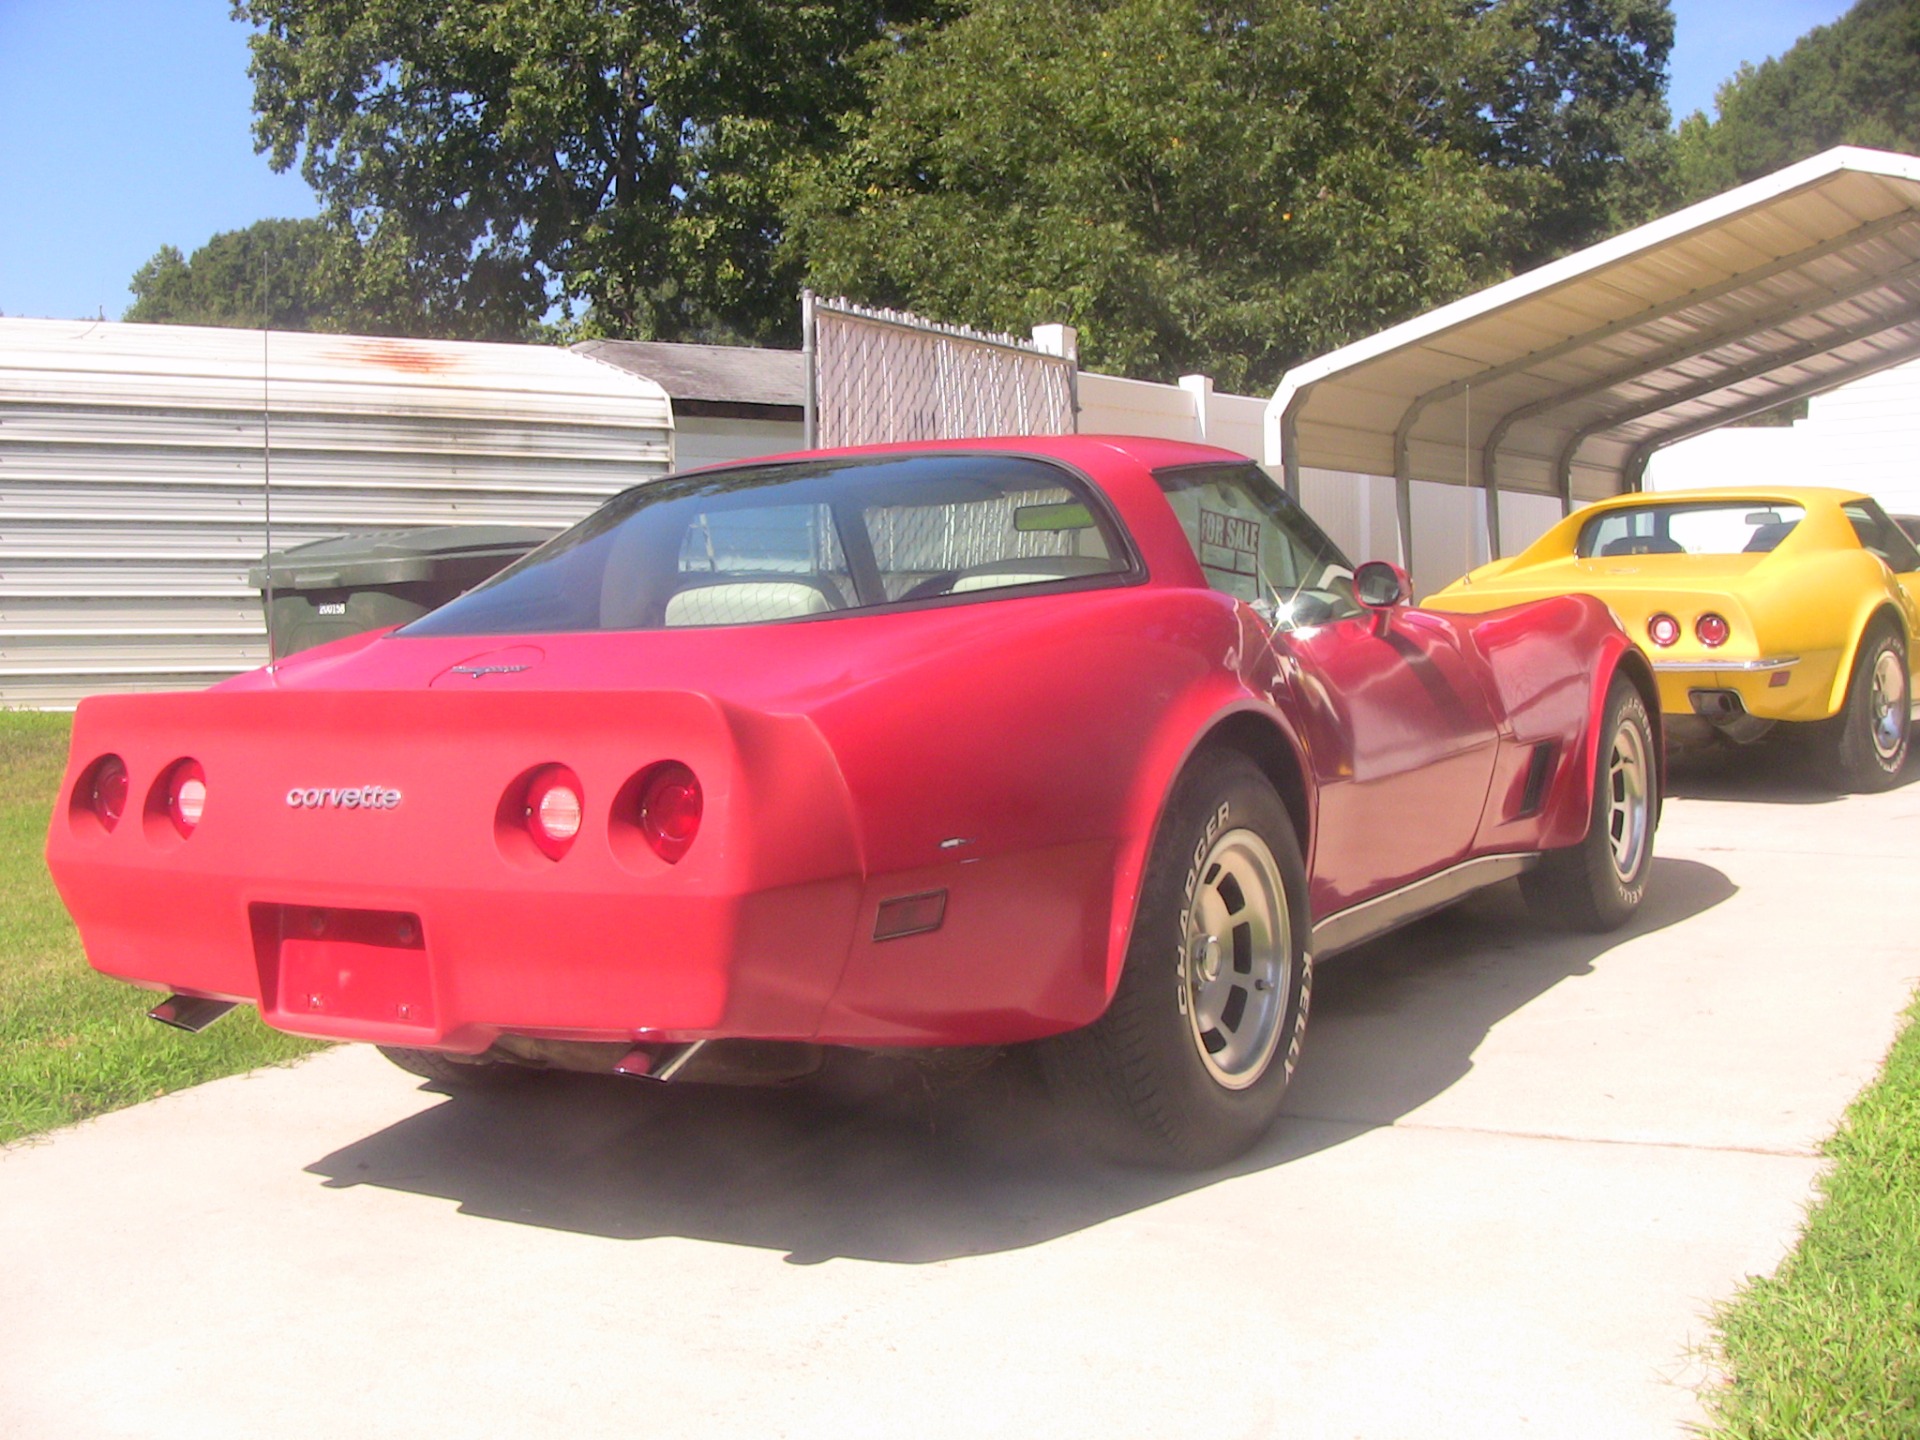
(1704, 991), (1920, 1436)
(0, 711), (319, 1145)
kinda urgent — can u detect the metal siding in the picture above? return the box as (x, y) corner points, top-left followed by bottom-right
(1, 319), (672, 708)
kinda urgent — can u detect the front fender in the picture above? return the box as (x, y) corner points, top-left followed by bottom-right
(1547, 628), (1662, 850)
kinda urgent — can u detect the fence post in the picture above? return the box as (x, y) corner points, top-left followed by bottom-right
(1031, 325), (1080, 431)
(1179, 374), (1214, 444)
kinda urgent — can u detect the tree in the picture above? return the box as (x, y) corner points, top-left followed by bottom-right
(1674, 0), (1920, 201)
(125, 218), (376, 331)
(1463, 0), (1675, 265)
(784, 0), (1673, 390)
(237, 0), (953, 344)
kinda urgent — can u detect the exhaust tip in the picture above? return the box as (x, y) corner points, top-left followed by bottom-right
(148, 995), (238, 1033)
(613, 1039), (707, 1082)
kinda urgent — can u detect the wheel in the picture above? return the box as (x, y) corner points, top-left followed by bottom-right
(1828, 623), (1910, 792)
(377, 1045), (535, 1090)
(1039, 750), (1310, 1169)
(1521, 676), (1657, 932)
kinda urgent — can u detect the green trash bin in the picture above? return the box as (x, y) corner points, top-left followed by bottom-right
(249, 525), (554, 657)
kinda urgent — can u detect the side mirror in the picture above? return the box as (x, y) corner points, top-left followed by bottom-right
(1352, 560), (1410, 610)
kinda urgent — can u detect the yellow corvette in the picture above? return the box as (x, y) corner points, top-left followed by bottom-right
(1429, 486), (1920, 790)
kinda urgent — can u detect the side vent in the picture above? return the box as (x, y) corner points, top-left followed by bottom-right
(1518, 742), (1555, 817)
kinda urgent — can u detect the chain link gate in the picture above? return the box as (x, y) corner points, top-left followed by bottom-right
(803, 293), (1077, 448)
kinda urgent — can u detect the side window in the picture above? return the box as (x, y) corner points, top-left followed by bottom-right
(1154, 463), (1360, 628)
(1842, 500), (1920, 574)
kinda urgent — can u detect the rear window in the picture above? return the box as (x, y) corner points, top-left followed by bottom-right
(1576, 502), (1805, 558)
(403, 453), (1133, 635)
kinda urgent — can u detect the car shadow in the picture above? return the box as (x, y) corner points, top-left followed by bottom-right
(305, 856), (1734, 1265)
(1663, 729), (1920, 804)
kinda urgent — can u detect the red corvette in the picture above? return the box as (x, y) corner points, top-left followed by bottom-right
(47, 436), (1659, 1166)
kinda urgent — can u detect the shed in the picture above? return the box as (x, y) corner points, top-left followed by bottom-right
(0, 318), (673, 706)
(1264, 146), (1920, 577)
(571, 339), (805, 469)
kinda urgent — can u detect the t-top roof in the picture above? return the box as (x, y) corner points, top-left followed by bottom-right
(1265, 147), (1920, 538)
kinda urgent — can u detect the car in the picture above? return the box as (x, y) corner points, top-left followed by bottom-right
(1894, 514), (1920, 547)
(1428, 485), (1920, 791)
(46, 436), (1660, 1168)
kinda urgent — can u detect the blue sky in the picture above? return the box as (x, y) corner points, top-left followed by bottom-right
(0, 0), (1861, 325)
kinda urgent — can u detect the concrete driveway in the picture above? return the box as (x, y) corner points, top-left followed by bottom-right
(3, 751), (1916, 1439)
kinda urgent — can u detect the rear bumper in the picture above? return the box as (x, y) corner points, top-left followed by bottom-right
(64, 858), (863, 1052)
(1650, 650), (1841, 723)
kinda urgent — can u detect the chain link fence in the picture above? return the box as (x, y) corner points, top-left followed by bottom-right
(805, 294), (1076, 448)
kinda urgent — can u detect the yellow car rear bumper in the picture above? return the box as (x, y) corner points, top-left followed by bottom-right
(1651, 651), (1842, 723)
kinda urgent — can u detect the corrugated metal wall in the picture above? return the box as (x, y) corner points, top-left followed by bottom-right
(0, 319), (673, 707)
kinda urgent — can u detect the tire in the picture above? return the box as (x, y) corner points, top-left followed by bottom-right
(1827, 622), (1910, 792)
(1039, 750), (1310, 1169)
(377, 1045), (535, 1090)
(1520, 676), (1657, 933)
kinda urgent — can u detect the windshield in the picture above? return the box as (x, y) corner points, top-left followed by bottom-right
(1576, 502), (1805, 558)
(403, 453), (1134, 636)
(1154, 462), (1361, 628)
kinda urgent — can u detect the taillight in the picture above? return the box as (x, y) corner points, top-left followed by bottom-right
(637, 762), (702, 864)
(523, 765), (583, 861)
(166, 760), (206, 838)
(86, 755), (130, 829)
(1696, 613), (1730, 648)
(1646, 613), (1680, 648)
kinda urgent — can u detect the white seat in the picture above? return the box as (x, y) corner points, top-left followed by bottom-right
(664, 581), (836, 627)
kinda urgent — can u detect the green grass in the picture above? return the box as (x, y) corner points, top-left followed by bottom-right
(1, 712), (320, 1145)
(1703, 991), (1920, 1437)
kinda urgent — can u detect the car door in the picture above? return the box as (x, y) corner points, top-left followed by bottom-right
(1154, 462), (1502, 913)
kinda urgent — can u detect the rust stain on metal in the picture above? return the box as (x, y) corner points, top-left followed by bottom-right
(332, 339), (459, 373)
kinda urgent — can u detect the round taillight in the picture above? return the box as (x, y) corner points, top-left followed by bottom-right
(524, 765), (583, 861)
(87, 755), (130, 829)
(1647, 613), (1680, 648)
(1696, 613), (1730, 648)
(167, 760), (206, 837)
(638, 762), (702, 864)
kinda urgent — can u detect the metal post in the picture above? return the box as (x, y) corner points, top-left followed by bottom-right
(801, 288), (818, 449)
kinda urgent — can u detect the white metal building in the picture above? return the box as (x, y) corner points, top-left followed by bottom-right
(0, 318), (673, 707)
(1646, 356), (1920, 510)
(1264, 146), (1920, 593)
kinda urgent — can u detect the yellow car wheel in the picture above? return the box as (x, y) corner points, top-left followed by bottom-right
(1829, 623), (1911, 792)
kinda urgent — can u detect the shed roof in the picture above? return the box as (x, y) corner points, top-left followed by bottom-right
(1264, 146), (1920, 553)
(1, 317), (672, 428)
(572, 339), (805, 411)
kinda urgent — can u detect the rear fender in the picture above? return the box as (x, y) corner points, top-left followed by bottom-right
(1823, 596), (1912, 717)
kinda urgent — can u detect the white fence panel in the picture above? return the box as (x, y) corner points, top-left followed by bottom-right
(806, 297), (1073, 447)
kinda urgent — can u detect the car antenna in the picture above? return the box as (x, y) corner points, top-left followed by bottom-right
(261, 254), (277, 680)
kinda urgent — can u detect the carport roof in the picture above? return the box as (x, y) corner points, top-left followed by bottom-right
(1263, 147), (1920, 552)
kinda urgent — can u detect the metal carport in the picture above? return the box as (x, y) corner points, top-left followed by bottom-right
(1263, 146), (1920, 574)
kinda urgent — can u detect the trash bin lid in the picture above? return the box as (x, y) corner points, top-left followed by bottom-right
(248, 525), (556, 589)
